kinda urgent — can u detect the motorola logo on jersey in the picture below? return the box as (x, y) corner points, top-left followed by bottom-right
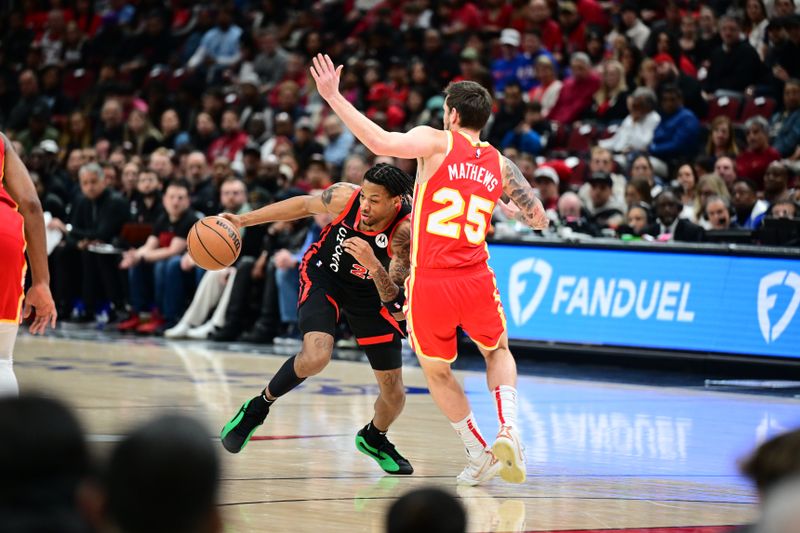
(757, 270), (800, 344)
(375, 234), (388, 248)
(508, 257), (696, 326)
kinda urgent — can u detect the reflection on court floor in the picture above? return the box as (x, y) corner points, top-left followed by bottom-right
(15, 333), (799, 532)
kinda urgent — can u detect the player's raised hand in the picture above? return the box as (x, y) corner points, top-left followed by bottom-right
(309, 53), (343, 102)
(23, 282), (57, 334)
(343, 237), (380, 271)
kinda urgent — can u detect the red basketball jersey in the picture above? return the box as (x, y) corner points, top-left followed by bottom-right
(0, 139), (27, 323)
(410, 130), (504, 270)
(0, 141), (15, 211)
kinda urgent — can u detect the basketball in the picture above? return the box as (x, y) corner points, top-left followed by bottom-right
(187, 216), (241, 271)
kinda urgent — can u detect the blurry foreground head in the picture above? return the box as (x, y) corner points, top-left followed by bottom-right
(106, 414), (221, 533)
(386, 487), (466, 533)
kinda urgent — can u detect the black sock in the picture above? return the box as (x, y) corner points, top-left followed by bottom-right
(363, 420), (387, 447)
(266, 356), (306, 399)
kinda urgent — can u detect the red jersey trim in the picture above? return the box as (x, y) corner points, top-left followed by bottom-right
(331, 187), (361, 226)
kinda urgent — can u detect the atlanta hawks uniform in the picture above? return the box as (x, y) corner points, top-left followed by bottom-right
(405, 130), (507, 361)
(0, 140), (26, 326)
(299, 188), (410, 370)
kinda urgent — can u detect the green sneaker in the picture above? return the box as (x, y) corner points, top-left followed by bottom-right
(355, 427), (413, 475)
(221, 397), (269, 454)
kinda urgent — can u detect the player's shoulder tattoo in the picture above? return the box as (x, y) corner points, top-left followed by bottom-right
(321, 182), (358, 206)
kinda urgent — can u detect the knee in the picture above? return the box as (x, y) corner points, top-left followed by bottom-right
(422, 363), (454, 385)
(382, 379), (406, 408)
(297, 335), (333, 376)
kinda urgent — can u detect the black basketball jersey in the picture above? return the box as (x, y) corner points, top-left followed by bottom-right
(301, 187), (411, 292)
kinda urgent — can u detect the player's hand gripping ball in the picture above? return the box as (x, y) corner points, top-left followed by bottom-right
(187, 216), (242, 271)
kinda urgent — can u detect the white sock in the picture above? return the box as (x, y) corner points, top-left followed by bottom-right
(0, 324), (18, 397)
(494, 385), (518, 430)
(451, 412), (488, 457)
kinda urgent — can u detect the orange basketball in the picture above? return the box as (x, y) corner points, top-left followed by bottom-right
(187, 216), (242, 271)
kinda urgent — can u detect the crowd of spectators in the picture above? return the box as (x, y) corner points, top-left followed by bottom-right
(2, 0), (800, 334)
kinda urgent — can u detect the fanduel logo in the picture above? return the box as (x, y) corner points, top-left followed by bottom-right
(757, 271), (800, 343)
(508, 257), (695, 326)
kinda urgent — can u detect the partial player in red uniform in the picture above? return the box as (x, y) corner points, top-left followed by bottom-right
(311, 55), (548, 485)
(0, 134), (57, 396)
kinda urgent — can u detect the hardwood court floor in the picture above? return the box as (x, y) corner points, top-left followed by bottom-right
(14, 333), (800, 533)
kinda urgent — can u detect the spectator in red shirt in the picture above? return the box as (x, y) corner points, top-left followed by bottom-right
(548, 52), (601, 124)
(736, 116), (781, 189)
(366, 83), (406, 131)
(482, 0), (514, 33)
(558, 2), (587, 56)
(513, 0), (563, 60)
(208, 109), (249, 162)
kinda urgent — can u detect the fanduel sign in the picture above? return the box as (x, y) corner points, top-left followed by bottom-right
(489, 244), (800, 359)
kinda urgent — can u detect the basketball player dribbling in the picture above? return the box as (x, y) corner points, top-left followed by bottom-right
(0, 134), (58, 396)
(219, 164), (416, 475)
(310, 54), (549, 485)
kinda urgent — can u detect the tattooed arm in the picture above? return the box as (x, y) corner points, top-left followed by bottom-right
(223, 182), (359, 229)
(500, 156), (549, 230)
(342, 220), (410, 321)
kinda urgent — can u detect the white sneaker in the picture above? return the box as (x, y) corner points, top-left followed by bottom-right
(186, 323), (215, 340)
(456, 448), (501, 486)
(492, 426), (526, 484)
(164, 322), (190, 339)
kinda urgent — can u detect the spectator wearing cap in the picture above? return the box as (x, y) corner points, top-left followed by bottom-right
(186, 8), (242, 84)
(645, 189), (705, 242)
(491, 29), (523, 94)
(208, 109), (249, 163)
(322, 116), (355, 170)
(290, 117), (322, 171)
(732, 178), (770, 229)
(703, 16), (766, 97)
(548, 52), (601, 124)
(16, 101), (59, 154)
(236, 72), (270, 133)
(599, 87), (660, 157)
(456, 47), (482, 83)
(252, 29), (289, 91)
(584, 171), (626, 229)
(558, 1), (587, 57)
(580, 147), (627, 207)
(529, 55), (562, 116)
(654, 53), (707, 120)
(532, 163), (561, 211)
(737, 116), (781, 188)
(771, 79), (800, 158)
(488, 81), (526, 147)
(366, 83), (406, 131)
(648, 85), (700, 167)
(501, 102), (544, 156)
(764, 161), (795, 205)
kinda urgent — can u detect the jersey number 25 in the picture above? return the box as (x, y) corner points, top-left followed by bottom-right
(426, 188), (495, 245)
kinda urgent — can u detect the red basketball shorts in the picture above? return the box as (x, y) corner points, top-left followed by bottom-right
(404, 263), (507, 362)
(0, 211), (26, 323)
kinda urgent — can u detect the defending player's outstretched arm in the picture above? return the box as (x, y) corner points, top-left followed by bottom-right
(342, 220), (410, 321)
(499, 156), (549, 231)
(222, 182), (359, 229)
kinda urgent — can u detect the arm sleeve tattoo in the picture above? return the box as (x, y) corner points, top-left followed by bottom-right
(369, 221), (410, 303)
(501, 156), (549, 230)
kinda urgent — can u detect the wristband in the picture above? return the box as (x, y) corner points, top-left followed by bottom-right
(381, 287), (406, 314)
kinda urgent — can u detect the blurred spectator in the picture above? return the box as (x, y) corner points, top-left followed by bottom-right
(0, 395), (98, 533)
(706, 116), (740, 159)
(695, 173), (732, 228)
(592, 60), (630, 124)
(581, 147), (627, 206)
(740, 428), (800, 526)
(558, 1), (588, 57)
(60, 111), (93, 156)
(17, 102), (59, 154)
(7, 69), (45, 133)
(696, 6), (722, 65)
(745, 0), (770, 60)
(737, 116), (781, 189)
(491, 28), (523, 94)
(584, 171), (625, 230)
(191, 112), (219, 156)
(124, 109), (162, 156)
(625, 177), (653, 208)
(715, 155), (739, 191)
(118, 179), (200, 334)
(186, 8), (242, 84)
(252, 29), (288, 91)
(514, 0), (563, 58)
(292, 117), (324, 171)
(649, 85), (700, 169)
(501, 102), (543, 156)
(598, 87), (660, 156)
(532, 163), (560, 210)
(208, 109), (249, 162)
(616, 3), (651, 50)
(771, 79), (800, 158)
(674, 163), (699, 218)
(732, 178), (770, 229)
(618, 202), (654, 237)
(764, 161), (795, 204)
(517, 30), (558, 92)
(548, 52), (601, 124)
(489, 82), (525, 146)
(770, 199), (799, 218)
(95, 98), (125, 147)
(558, 190), (599, 236)
(159, 109), (190, 151)
(528, 55), (562, 116)
(305, 154), (334, 191)
(343, 154), (369, 185)
(704, 16), (765, 97)
(105, 414), (221, 533)
(654, 53), (707, 119)
(705, 195), (733, 230)
(386, 487), (466, 533)
(149, 148), (175, 181)
(322, 116), (355, 170)
(646, 190), (705, 242)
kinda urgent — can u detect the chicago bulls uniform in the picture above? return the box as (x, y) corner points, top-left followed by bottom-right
(405, 130), (507, 361)
(0, 140), (26, 325)
(299, 187), (410, 370)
